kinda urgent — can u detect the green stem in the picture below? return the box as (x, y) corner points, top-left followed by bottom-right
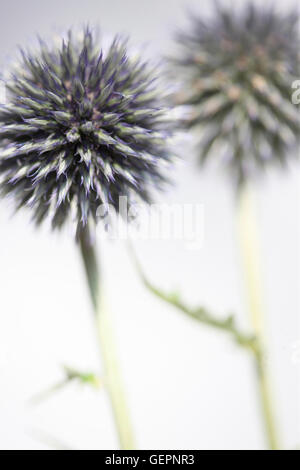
(129, 243), (279, 449)
(79, 225), (135, 450)
(29, 378), (71, 405)
(237, 183), (280, 450)
(129, 242), (258, 353)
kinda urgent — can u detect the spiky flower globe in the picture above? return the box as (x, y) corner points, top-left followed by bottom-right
(0, 28), (172, 234)
(173, 4), (299, 185)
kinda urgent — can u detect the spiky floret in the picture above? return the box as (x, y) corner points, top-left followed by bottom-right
(0, 28), (172, 233)
(173, 3), (300, 185)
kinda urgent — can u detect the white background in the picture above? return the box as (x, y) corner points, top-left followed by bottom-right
(0, 0), (299, 450)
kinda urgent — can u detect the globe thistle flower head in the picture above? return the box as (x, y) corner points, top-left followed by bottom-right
(173, 3), (300, 186)
(0, 28), (172, 235)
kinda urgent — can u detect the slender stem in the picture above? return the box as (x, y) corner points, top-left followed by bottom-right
(29, 378), (71, 405)
(130, 242), (279, 449)
(237, 183), (279, 450)
(79, 225), (135, 450)
(129, 242), (258, 353)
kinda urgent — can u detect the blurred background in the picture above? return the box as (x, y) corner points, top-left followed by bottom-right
(0, 0), (299, 450)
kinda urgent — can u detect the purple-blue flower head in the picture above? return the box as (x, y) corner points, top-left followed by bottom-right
(0, 28), (173, 233)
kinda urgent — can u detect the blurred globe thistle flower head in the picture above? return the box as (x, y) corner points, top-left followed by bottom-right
(172, 3), (300, 186)
(0, 27), (173, 235)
